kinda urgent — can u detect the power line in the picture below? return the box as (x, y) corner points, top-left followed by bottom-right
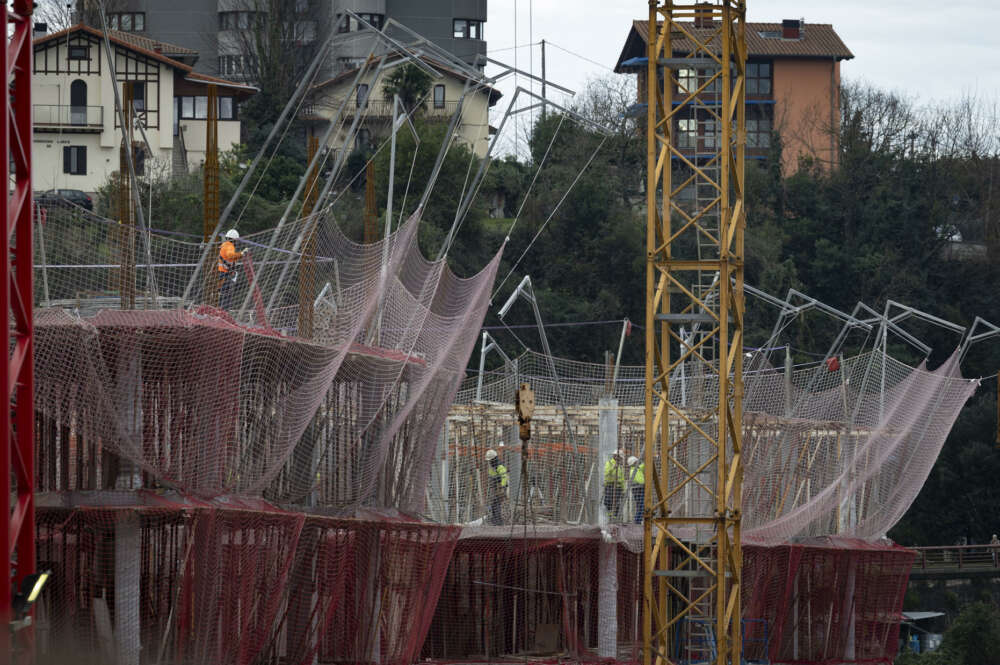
(545, 40), (615, 72)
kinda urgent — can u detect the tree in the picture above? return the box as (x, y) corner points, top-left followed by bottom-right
(222, 0), (330, 155)
(35, 1), (76, 31)
(382, 63), (433, 116)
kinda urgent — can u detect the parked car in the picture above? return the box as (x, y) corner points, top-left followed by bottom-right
(34, 188), (93, 211)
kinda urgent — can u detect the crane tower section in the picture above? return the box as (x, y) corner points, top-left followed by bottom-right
(643, 2), (747, 665)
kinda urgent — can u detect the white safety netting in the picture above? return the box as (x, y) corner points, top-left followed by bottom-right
(32, 200), (500, 513)
(434, 346), (977, 544)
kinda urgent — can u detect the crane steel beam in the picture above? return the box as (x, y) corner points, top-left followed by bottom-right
(2, 0), (36, 660)
(643, 3), (746, 665)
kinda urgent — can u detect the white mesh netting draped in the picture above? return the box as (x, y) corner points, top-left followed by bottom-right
(440, 347), (977, 544)
(33, 202), (501, 512)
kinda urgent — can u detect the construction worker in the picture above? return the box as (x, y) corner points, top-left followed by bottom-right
(486, 448), (508, 525)
(603, 449), (626, 521)
(627, 455), (645, 524)
(218, 229), (247, 310)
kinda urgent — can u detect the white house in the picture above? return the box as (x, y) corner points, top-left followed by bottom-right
(304, 54), (501, 158)
(32, 25), (257, 195)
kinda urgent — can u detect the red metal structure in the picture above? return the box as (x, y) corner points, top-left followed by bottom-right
(2, 0), (35, 659)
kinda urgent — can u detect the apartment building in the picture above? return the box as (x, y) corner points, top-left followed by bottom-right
(614, 18), (853, 173)
(79, 0), (488, 80)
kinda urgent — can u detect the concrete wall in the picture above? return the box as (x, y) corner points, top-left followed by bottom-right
(181, 118), (242, 171)
(772, 58), (840, 173)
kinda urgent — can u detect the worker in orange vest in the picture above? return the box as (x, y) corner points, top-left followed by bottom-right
(218, 229), (247, 310)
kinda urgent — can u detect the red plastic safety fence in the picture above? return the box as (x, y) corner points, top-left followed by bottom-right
(35, 506), (459, 665)
(422, 537), (643, 663)
(743, 538), (915, 664)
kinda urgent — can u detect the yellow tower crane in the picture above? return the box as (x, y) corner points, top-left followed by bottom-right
(643, 2), (746, 665)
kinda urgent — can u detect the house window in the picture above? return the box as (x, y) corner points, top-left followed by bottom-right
(678, 118), (697, 149)
(337, 13), (383, 32)
(131, 82), (145, 112)
(219, 97), (235, 120)
(677, 68), (697, 94)
(68, 45), (90, 60)
(678, 68), (720, 95)
(356, 128), (371, 150)
(194, 96), (208, 119)
(453, 19), (483, 39)
(746, 62), (772, 95)
(747, 107), (773, 148)
(219, 11), (259, 31)
(703, 118), (719, 149)
(356, 84), (369, 108)
(109, 12), (145, 31)
(63, 146), (86, 175)
(219, 54), (257, 78)
(433, 84), (445, 109)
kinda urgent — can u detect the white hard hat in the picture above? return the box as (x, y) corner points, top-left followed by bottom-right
(225, 229), (240, 240)
(627, 456), (639, 466)
(485, 449), (498, 460)
(615, 449), (625, 457)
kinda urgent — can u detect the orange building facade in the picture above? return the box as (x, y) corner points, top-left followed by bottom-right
(615, 19), (853, 174)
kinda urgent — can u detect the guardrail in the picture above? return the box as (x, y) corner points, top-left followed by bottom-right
(910, 544), (1000, 570)
(34, 104), (103, 128)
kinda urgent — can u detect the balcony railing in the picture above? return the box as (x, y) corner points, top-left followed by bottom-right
(34, 105), (103, 129)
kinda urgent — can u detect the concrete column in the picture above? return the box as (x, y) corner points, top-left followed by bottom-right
(597, 397), (619, 526)
(598, 539), (618, 659)
(843, 557), (857, 661)
(115, 512), (141, 665)
(597, 397), (620, 658)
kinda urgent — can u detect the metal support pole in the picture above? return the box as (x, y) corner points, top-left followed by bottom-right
(3, 2), (37, 659)
(97, 5), (158, 306)
(182, 33), (334, 304)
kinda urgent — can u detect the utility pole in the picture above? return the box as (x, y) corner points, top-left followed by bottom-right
(541, 39), (546, 119)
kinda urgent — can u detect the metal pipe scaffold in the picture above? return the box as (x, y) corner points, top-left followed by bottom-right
(643, 3), (747, 665)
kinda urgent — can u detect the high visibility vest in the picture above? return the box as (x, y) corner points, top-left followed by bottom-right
(218, 241), (242, 273)
(630, 463), (645, 486)
(488, 464), (508, 488)
(604, 459), (625, 488)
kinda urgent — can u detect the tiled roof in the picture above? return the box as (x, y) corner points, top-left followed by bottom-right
(186, 71), (258, 94)
(107, 30), (197, 57)
(34, 25), (254, 95)
(617, 20), (853, 70)
(35, 24), (196, 71)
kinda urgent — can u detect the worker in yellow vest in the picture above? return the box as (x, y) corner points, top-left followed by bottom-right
(603, 449), (626, 521)
(486, 448), (508, 525)
(628, 455), (645, 524)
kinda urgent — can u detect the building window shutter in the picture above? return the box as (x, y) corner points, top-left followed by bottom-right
(63, 146), (71, 173)
(79, 146), (86, 174)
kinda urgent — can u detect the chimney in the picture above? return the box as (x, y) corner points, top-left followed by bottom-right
(33, 22), (48, 39)
(693, 3), (713, 28)
(782, 19), (802, 40)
